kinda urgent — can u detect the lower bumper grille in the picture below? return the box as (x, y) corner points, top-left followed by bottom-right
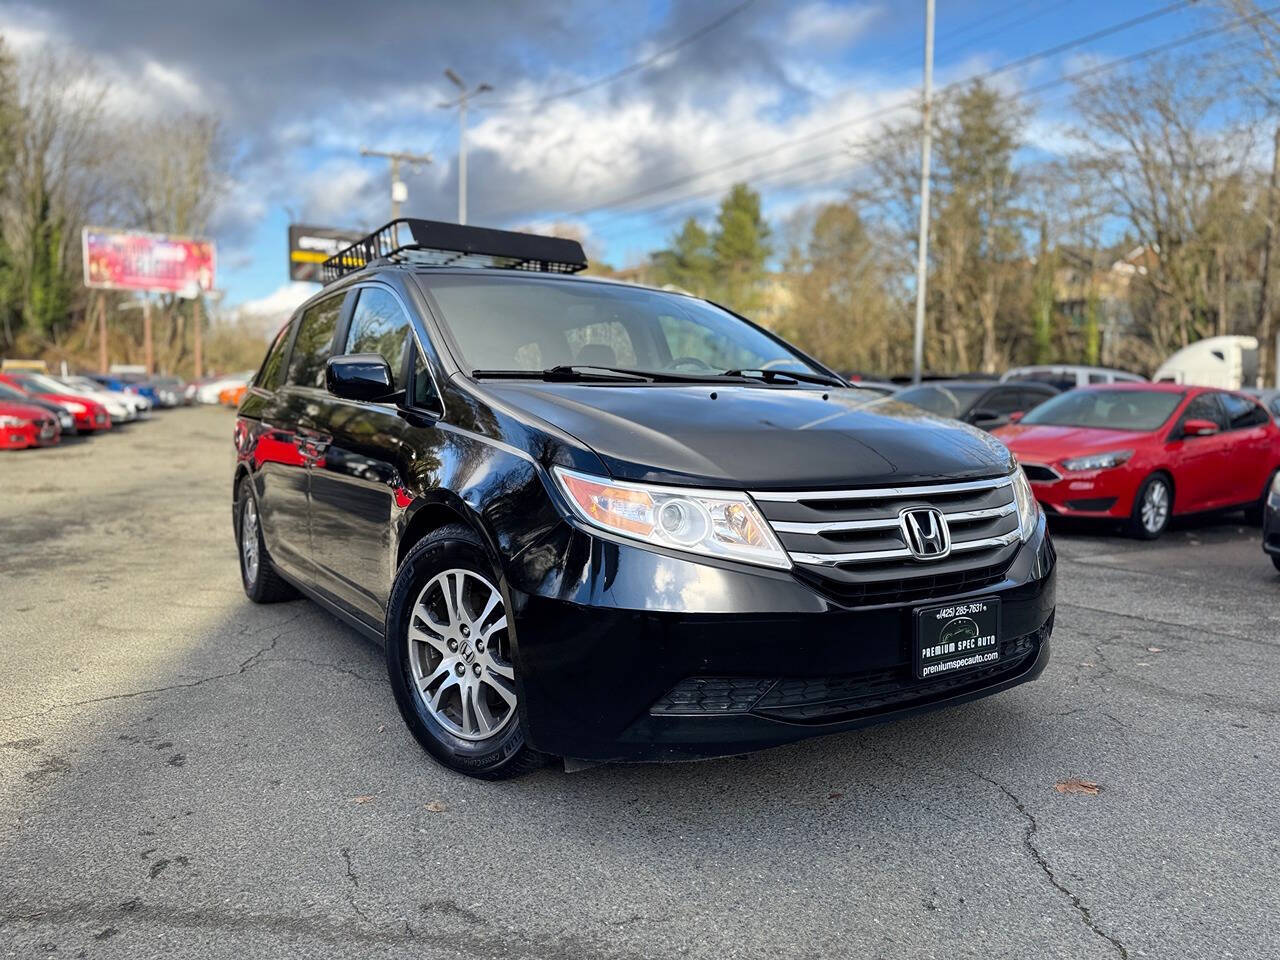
(649, 615), (1052, 722)
(1065, 497), (1117, 512)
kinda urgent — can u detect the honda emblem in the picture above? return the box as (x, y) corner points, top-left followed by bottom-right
(900, 507), (951, 560)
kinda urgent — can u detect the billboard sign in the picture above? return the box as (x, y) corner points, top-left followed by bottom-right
(82, 227), (216, 296)
(288, 224), (364, 282)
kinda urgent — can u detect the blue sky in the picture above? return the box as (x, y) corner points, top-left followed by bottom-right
(0, 0), (1232, 321)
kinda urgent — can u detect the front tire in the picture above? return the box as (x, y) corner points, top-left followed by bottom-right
(1127, 473), (1172, 540)
(235, 477), (297, 603)
(385, 524), (548, 780)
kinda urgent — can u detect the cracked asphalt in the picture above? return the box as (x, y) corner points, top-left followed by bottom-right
(2, 406), (1278, 959)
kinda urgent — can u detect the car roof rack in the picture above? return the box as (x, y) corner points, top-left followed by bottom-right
(320, 218), (588, 283)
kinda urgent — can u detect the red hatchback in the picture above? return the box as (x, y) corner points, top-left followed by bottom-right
(0, 400), (61, 449)
(994, 384), (1280, 539)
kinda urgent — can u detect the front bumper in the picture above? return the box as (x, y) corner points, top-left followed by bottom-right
(507, 516), (1056, 762)
(1023, 464), (1139, 519)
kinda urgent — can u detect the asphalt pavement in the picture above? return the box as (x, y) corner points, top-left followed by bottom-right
(2, 407), (1277, 959)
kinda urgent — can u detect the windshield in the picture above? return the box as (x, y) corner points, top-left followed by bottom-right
(895, 384), (989, 418)
(1019, 389), (1182, 431)
(0, 382), (37, 403)
(425, 275), (821, 379)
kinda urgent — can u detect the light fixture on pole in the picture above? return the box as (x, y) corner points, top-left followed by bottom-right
(439, 69), (493, 225)
(360, 147), (433, 221)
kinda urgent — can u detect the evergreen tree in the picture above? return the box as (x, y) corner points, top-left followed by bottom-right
(711, 182), (771, 312)
(650, 217), (714, 296)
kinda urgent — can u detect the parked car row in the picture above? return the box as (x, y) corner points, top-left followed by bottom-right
(188, 372), (254, 405)
(0, 370), (188, 451)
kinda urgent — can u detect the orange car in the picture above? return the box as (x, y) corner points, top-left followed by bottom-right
(218, 384), (248, 406)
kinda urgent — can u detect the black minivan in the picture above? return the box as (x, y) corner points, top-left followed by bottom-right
(233, 219), (1056, 779)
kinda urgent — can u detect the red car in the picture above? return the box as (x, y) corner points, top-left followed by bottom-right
(0, 372), (112, 434)
(994, 383), (1280, 539)
(0, 400), (61, 450)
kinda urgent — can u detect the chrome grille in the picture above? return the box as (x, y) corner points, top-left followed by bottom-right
(752, 474), (1022, 598)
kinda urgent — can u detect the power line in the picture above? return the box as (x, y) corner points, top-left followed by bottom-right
(484, 0), (755, 110)
(589, 8), (1271, 243)
(544, 0), (1196, 224)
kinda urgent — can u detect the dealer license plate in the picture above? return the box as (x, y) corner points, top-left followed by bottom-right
(914, 598), (1000, 679)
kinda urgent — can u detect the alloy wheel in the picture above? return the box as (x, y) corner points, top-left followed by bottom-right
(241, 498), (260, 584)
(1141, 479), (1169, 534)
(407, 568), (516, 742)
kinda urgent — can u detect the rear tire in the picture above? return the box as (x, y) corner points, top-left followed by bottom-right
(235, 476), (297, 603)
(1244, 470), (1278, 526)
(385, 524), (549, 780)
(1272, 554), (1280, 573)
(1127, 473), (1172, 540)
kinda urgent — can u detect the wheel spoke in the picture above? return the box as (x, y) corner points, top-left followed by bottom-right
(417, 660), (454, 695)
(475, 589), (500, 629)
(485, 659), (515, 681)
(459, 683), (475, 735)
(480, 615), (507, 642)
(484, 673), (517, 707)
(429, 675), (458, 712)
(408, 622), (451, 657)
(472, 686), (495, 735)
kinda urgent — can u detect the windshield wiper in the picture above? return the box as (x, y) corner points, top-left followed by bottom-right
(722, 368), (848, 388)
(473, 365), (759, 385)
(472, 365), (650, 383)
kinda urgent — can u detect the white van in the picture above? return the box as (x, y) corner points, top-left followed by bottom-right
(1000, 364), (1145, 391)
(1152, 335), (1259, 390)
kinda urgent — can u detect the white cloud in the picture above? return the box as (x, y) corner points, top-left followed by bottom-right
(785, 2), (880, 50)
(233, 281), (314, 319)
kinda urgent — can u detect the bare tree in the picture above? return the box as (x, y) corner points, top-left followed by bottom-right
(1072, 56), (1259, 359)
(0, 45), (111, 351)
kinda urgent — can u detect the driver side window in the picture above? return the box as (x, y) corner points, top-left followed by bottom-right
(1180, 393), (1227, 431)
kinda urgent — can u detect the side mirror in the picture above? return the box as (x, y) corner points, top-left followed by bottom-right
(1007, 410), (1025, 423)
(967, 408), (1005, 427)
(1182, 418), (1219, 438)
(325, 354), (395, 402)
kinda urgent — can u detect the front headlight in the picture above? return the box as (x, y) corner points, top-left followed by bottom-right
(1011, 466), (1039, 542)
(61, 401), (86, 414)
(0, 415), (25, 427)
(553, 467), (790, 569)
(1061, 450), (1134, 472)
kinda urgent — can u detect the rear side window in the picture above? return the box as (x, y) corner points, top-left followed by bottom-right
(346, 287), (413, 390)
(256, 322), (293, 390)
(1221, 393), (1269, 430)
(286, 295), (343, 388)
(980, 388), (1025, 415)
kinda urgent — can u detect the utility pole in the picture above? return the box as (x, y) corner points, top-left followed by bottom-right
(1258, 125), (1279, 387)
(96, 293), (108, 373)
(360, 147), (433, 221)
(911, 0), (936, 385)
(440, 69), (493, 225)
(192, 294), (203, 380)
(143, 296), (154, 375)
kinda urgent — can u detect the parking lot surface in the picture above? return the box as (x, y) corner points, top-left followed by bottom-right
(2, 407), (1277, 959)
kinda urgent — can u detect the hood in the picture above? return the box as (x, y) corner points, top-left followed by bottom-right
(39, 392), (104, 411)
(0, 401), (52, 421)
(994, 423), (1152, 464)
(476, 382), (1013, 488)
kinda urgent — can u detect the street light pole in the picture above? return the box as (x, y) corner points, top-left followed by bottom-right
(911, 0), (936, 386)
(440, 69), (493, 225)
(360, 147), (433, 222)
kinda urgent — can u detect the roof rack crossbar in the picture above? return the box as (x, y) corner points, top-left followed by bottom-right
(320, 218), (588, 283)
